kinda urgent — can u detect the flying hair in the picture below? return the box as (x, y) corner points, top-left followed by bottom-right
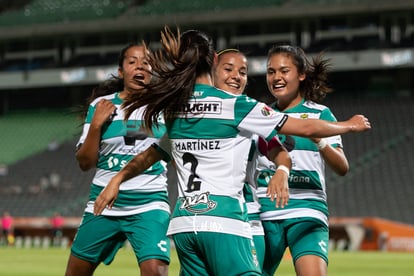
(122, 26), (214, 133)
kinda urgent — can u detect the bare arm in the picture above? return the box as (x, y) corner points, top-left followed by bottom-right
(266, 145), (291, 208)
(76, 99), (116, 171)
(279, 114), (371, 138)
(313, 138), (349, 176)
(93, 146), (163, 215)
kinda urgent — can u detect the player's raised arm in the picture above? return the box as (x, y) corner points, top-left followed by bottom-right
(279, 114), (371, 137)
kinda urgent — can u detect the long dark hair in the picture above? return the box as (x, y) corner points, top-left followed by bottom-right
(267, 45), (332, 103)
(123, 26), (215, 131)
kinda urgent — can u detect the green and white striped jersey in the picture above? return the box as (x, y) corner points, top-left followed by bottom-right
(257, 99), (342, 226)
(166, 84), (287, 238)
(77, 92), (170, 216)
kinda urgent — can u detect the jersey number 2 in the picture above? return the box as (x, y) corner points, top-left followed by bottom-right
(182, 152), (202, 192)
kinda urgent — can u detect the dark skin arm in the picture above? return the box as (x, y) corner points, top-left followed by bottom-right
(312, 138), (349, 176)
(76, 99), (116, 171)
(93, 146), (163, 215)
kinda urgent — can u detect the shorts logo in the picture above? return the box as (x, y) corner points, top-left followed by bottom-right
(318, 240), (327, 253)
(251, 239), (259, 267)
(157, 240), (168, 252)
(180, 192), (217, 214)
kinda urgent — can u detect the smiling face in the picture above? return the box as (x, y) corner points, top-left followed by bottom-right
(266, 52), (305, 110)
(118, 45), (152, 96)
(213, 51), (248, 95)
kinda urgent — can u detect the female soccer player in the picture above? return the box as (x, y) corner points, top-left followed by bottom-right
(213, 48), (291, 272)
(65, 44), (170, 276)
(258, 44), (351, 276)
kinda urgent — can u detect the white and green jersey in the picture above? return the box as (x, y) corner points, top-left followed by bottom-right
(257, 98), (342, 226)
(77, 92), (170, 216)
(166, 84), (287, 238)
(244, 136), (265, 234)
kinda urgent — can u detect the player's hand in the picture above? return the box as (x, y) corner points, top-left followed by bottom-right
(91, 99), (116, 128)
(348, 114), (371, 132)
(266, 169), (289, 208)
(93, 176), (121, 215)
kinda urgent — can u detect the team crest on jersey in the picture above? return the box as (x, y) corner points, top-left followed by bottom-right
(300, 113), (309, 119)
(261, 105), (275, 117)
(180, 192), (217, 214)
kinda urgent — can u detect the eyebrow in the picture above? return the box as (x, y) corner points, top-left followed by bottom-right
(222, 62), (247, 69)
(124, 55), (146, 59)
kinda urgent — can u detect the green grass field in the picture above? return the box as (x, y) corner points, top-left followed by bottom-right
(0, 248), (413, 275)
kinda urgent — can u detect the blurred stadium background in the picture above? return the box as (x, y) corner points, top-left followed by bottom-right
(0, 0), (413, 252)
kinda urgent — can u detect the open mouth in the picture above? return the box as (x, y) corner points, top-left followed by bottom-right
(134, 74), (145, 82)
(133, 74), (146, 85)
(272, 84), (285, 90)
(227, 82), (240, 89)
